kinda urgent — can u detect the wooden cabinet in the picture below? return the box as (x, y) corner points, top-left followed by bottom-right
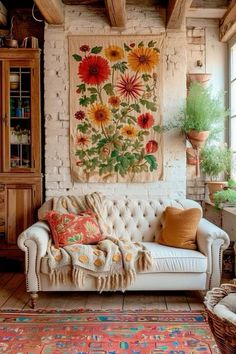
(0, 49), (42, 259)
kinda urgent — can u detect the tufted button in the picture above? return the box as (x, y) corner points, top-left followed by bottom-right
(131, 214), (133, 217)
(155, 214), (157, 217)
(142, 236), (144, 241)
(137, 225), (140, 229)
(125, 202), (128, 206)
(143, 214), (146, 217)
(149, 224), (151, 228)
(138, 202), (141, 206)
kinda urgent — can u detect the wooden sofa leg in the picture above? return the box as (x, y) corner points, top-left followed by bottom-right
(30, 292), (38, 309)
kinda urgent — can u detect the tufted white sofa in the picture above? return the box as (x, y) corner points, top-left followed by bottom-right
(18, 196), (230, 307)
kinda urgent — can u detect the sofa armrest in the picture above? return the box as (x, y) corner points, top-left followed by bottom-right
(17, 221), (51, 292)
(197, 218), (230, 289)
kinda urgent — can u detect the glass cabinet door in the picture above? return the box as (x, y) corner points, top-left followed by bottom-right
(6, 63), (34, 171)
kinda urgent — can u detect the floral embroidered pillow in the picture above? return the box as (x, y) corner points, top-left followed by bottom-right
(47, 210), (103, 248)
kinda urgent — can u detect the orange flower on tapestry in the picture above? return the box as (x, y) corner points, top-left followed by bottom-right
(69, 35), (164, 182)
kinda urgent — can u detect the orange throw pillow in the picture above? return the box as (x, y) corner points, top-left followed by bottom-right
(158, 207), (201, 250)
(47, 210), (103, 248)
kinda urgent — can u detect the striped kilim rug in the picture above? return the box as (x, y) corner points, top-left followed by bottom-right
(0, 310), (219, 353)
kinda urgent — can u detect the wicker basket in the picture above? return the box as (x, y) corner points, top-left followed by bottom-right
(204, 284), (236, 354)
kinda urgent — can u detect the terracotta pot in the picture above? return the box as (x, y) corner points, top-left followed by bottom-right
(186, 130), (210, 149)
(186, 147), (197, 165)
(207, 181), (228, 202)
(187, 73), (211, 89)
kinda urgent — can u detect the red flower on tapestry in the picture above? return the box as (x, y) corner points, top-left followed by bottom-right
(116, 74), (143, 101)
(75, 110), (85, 120)
(76, 133), (89, 146)
(80, 44), (90, 52)
(108, 96), (121, 108)
(78, 55), (110, 86)
(146, 140), (158, 153)
(137, 112), (154, 129)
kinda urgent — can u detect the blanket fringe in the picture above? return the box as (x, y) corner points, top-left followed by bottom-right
(138, 250), (153, 272)
(72, 267), (86, 288)
(49, 267), (70, 287)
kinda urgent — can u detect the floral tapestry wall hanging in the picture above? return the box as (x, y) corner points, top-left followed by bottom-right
(69, 35), (164, 182)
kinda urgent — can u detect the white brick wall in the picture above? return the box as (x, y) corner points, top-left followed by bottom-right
(44, 3), (188, 200)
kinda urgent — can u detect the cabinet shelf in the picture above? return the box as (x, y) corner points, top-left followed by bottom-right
(10, 117), (31, 120)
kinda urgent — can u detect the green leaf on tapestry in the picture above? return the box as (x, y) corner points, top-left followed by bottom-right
(72, 54), (82, 62)
(140, 99), (157, 112)
(79, 96), (91, 107)
(97, 138), (109, 149)
(153, 125), (165, 133)
(153, 47), (160, 53)
(87, 87), (98, 94)
(87, 147), (98, 156)
(112, 62), (128, 73)
(142, 74), (152, 82)
(92, 134), (101, 144)
(111, 150), (119, 158)
(138, 41), (144, 48)
(77, 83), (86, 93)
(124, 43), (131, 52)
(77, 123), (89, 133)
(103, 83), (114, 95)
(90, 94), (97, 104)
(148, 40), (156, 48)
(120, 102), (128, 107)
(144, 155), (158, 171)
(130, 103), (141, 113)
(75, 150), (86, 159)
(127, 115), (136, 122)
(91, 46), (102, 54)
(133, 141), (143, 150)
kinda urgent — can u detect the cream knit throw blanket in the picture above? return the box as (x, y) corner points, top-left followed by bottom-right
(46, 192), (153, 292)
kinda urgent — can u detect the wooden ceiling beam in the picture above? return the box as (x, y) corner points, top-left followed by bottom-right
(167, 0), (193, 29)
(220, 0), (236, 42)
(187, 8), (227, 18)
(104, 0), (126, 28)
(34, 0), (64, 24)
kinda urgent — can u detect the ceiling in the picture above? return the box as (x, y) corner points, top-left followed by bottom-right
(1, 0), (235, 42)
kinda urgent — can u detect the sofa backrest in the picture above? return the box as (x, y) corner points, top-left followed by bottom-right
(101, 198), (201, 242)
(38, 196), (202, 243)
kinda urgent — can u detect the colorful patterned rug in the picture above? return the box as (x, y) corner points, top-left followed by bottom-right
(0, 310), (219, 353)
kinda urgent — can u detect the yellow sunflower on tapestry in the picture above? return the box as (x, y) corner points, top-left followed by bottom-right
(105, 45), (124, 62)
(88, 103), (111, 128)
(121, 125), (137, 138)
(128, 47), (160, 73)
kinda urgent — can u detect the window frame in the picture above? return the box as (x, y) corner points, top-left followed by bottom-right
(229, 34), (236, 179)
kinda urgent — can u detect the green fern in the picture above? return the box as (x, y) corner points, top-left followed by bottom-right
(177, 82), (228, 133)
(200, 146), (232, 180)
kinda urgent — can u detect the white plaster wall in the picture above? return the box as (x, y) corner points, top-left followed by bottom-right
(44, 3), (188, 200)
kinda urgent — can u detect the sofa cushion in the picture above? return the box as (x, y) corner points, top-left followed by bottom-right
(47, 210), (103, 248)
(143, 242), (207, 273)
(158, 207), (201, 250)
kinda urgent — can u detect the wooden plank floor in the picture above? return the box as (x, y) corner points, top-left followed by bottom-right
(0, 272), (205, 311)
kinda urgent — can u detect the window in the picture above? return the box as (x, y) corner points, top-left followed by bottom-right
(229, 37), (236, 179)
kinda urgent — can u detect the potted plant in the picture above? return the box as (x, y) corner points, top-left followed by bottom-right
(200, 145), (232, 201)
(213, 189), (236, 209)
(177, 82), (228, 149)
